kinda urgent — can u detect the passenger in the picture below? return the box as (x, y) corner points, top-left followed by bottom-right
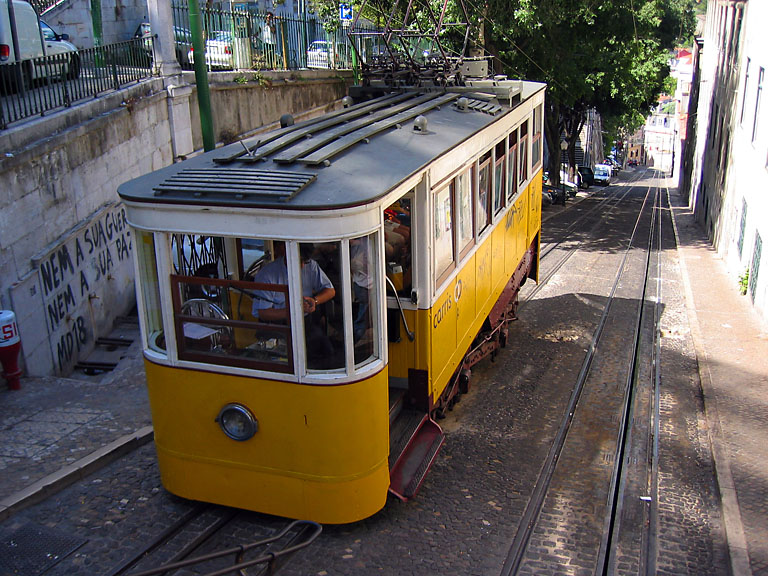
(251, 242), (335, 366)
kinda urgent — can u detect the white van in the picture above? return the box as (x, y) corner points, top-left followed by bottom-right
(1, 0), (79, 85)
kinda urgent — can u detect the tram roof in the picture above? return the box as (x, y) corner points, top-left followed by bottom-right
(117, 81), (546, 212)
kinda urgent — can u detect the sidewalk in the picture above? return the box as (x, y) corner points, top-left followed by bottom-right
(668, 182), (768, 576)
(0, 183), (766, 575)
(0, 318), (152, 522)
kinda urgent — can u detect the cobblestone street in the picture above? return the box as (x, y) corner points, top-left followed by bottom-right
(1, 173), (765, 575)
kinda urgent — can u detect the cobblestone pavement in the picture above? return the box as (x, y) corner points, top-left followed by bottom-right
(0, 170), (765, 575)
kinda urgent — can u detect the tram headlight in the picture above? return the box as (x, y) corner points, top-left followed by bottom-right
(216, 403), (258, 441)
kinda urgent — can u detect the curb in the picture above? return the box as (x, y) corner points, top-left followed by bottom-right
(0, 426), (154, 523)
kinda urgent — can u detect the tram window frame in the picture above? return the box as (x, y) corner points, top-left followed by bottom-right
(456, 166), (475, 260)
(384, 194), (413, 300)
(493, 140), (506, 215)
(476, 152), (492, 236)
(507, 131), (519, 202)
(531, 105), (542, 170)
(170, 273), (295, 374)
(298, 240), (346, 373)
(135, 231), (166, 354)
(519, 122), (529, 186)
(434, 180), (456, 286)
(348, 233), (381, 368)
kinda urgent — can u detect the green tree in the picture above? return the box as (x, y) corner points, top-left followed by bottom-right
(482, 0), (695, 181)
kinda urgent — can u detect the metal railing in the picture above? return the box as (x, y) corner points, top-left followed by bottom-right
(170, 4), (383, 72)
(1, 5), (384, 129)
(1, 37), (153, 129)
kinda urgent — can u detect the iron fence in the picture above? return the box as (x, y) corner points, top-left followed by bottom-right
(1, 38), (153, 129)
(170, 4), (384, 72)
(1, 5), (384, 129)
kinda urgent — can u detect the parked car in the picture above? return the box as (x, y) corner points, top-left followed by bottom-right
(306, 40), (349, 69)
(541, 188), (553, 207)
(543, 183), (566, 206)
(1, 0), (79, 89)
(135, 22), (193, 67)
(627, 158), (638, 167)
(577, 165), (594, 188)
(188, 31), (233, 69)
(593, 163), (612, 185)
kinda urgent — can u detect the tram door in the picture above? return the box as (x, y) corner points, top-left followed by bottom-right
(383, 193), (414, 378)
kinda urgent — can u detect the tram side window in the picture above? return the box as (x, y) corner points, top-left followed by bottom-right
(171, 235), (293, 374)
(434, 182), (455, 283)
(532, 105), (542, 170)
(493, 140), (506, 215)
(136, 231), (165, 353)
(298, 241), (344, 371)
(477, 152), (492, 234)
(384, 196), (412, 298)
(456, 167), (474, 257)
(508, 131), (519, 201)
(519, 122), (529, 185)
(350, 233), (379, 366)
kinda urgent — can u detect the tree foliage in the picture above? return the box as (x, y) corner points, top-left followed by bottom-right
(479, 0), (695, 179)
(311, 0), (694, 179)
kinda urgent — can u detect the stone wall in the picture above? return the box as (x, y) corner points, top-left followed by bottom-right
(0, 70), (352, 377)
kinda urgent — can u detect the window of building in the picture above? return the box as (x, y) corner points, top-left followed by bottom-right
(738, 199), (747, 258)
(749, 233), (762, 302)
(741, 58), (750, 125)
(753, 67), (764, 143)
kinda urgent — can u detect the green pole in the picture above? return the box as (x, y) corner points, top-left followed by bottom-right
(351, 36), (360, 85)
(90, 0), (103, 47)
(188, 0), (215, 152)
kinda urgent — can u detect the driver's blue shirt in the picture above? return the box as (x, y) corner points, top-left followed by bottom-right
(251, 256), (333, 318)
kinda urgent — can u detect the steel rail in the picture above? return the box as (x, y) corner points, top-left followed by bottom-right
(500, 183), (658, 576)
(522, 174), (651, 308)
(539, 168), (649, 261)
(597, 183), (663, 574)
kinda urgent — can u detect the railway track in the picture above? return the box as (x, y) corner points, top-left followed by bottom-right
(528, 168), (652, 302)
(501, 170), (670, 575)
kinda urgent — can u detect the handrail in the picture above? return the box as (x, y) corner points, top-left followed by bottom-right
(386, 276), (416, 341)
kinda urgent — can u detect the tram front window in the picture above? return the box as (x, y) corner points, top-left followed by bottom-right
(291, 242), (341, 370)
(165, 235), (374, 375)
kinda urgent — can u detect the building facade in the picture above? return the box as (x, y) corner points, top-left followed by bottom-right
(682, 0), (767, 323)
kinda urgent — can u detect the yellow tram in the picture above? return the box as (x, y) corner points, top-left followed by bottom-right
(118, 79), (545, 524)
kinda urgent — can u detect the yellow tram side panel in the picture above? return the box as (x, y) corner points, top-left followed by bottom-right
(429, 174), (541, 401)
(144, 361), (390, 524)
(388, 172), (543, 401)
